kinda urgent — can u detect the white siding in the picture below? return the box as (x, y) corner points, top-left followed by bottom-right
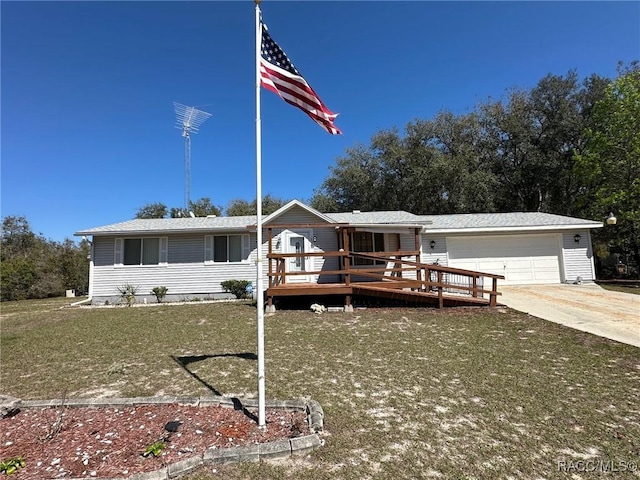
(562, 230), (596, 282)
(398, 231), (419, 280)
(91, 234), (258, 302)
(266, 206), (339, 284)
(420, 234), (448, 267)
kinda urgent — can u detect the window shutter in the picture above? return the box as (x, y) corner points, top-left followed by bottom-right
(159, 237), (168, 265)
(204, 235), (213, 263)
(242, 234), (251, 261)
(114, 238), (123, 265)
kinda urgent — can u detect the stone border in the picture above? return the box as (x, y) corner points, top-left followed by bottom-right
(1, 395), (324, 480)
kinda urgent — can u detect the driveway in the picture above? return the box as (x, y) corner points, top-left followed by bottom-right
(500, 283), (640, 348)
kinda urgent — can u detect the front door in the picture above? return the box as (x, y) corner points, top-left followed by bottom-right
(284, 230), (312, 283)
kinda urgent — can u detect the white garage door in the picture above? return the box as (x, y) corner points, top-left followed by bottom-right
(447, 234), (562, 285)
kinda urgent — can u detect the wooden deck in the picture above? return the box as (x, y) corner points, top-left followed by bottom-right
(263, 223), (504, 310)
(265, 258), (505, 309)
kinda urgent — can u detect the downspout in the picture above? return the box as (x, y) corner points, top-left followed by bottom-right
(71, 238), (94, 306)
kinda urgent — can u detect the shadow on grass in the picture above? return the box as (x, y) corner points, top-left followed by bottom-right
(171, 353), (259, 423)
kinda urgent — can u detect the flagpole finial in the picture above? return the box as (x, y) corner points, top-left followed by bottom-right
(255, 0), (261, 5)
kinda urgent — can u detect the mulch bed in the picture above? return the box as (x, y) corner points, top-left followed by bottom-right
(1, 404), (308, 479)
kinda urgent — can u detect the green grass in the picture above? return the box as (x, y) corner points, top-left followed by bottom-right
(1, 299), (639, 479)
(600, 284), (640, 295)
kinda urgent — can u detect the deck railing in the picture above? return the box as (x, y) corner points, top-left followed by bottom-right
(267, 250), (504, 307)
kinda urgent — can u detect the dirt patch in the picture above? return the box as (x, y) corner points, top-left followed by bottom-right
(0, 404), (308, 479)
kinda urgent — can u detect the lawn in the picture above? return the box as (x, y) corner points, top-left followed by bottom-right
(1, 298), (639, 479)
(599, 284), (640, 295)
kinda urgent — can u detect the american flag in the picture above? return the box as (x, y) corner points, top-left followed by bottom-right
(260, 22), (341, 135)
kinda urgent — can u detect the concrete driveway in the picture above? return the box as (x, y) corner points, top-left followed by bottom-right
(500, 283), (640, 348)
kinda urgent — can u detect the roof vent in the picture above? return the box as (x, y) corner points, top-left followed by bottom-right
(352, 210), (361, 214)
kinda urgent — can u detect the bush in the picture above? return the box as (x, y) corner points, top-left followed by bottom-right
(151, 286), (168, 303)
(221, 280), (251, 299)
(117, 283), (139, 307)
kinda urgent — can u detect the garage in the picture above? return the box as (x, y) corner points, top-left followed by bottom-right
(447, 234), (562, 285)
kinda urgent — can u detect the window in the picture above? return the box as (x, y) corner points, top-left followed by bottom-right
(206, 234), (250, 263)
(115, 237), (167, 265)
(350, 232), (385, 265)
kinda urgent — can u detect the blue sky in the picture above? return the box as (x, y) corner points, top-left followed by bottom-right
(2, 1), (638, 242)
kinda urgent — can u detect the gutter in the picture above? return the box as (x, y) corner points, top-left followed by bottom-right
(69, 236), (94, 307)
(422, 223), (603, 234)
(70, 297), (92, 306)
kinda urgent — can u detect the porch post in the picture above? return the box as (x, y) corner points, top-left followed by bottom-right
(267, 228), (273, 288)
(414, 228), (422, 288)
(343, 228), (351, 287)
(490, 277), (498, 307)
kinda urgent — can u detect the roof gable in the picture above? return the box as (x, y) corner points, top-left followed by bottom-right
(262, 199), (336, 225)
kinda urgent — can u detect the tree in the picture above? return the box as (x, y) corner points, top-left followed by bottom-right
(574, 62), (640, 277)
(1, 215), (36, 258)
(135, 203), (168, 219)
(56, 238), (90, 295)
(309, 191), (339, 212)
(170, 198), (222, 218)
(405, 112), (498, 214)
(312, 113), (499, 214)
(311, 142), (383, 212)
(225, 199), (254, 216)
(225, 195), (289, 216)
(1, 215), (90, 301)
(1, 216), (38, 300)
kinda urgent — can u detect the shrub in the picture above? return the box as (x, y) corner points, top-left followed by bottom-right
(151, 286), (168, 303)
(0, 457), (26, 475)
(116, 283), (139, 307)
(221, 280), (251, 299)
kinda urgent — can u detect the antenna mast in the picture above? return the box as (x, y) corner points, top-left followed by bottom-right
(173, 102), (212, 210)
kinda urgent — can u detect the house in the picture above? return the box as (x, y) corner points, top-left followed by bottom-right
(74, 200), (602, 306)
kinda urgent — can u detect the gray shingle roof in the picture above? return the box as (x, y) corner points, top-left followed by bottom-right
(325, 210), (426, 225)
(75, 216), (255, 236)
(420, 212), (602, 232)
(75, 209), (601, 236)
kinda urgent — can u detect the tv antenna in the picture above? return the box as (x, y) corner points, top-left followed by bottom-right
(173, 102), (212, 210)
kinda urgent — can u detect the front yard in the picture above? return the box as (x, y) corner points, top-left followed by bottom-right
(1, 298), (639, 479)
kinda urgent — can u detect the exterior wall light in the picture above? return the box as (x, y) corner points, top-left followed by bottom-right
(430, 240), (436, 249)
(574, 234), (581, 243)
(606, 212), (617, 225)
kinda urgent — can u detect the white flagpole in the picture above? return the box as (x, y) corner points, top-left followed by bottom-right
(254, 0), (266, 428)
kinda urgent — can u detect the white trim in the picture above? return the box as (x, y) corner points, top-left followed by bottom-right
(424, 224), (602, 235)
(242, 234), (250, 260)
(351, 225), (423, 232)
(262, 199), (336, 225)
(159, 237), (168, 265)
(205, 234), (250, 264)
(283, 228), (313, 283)
(114, 238), (123, 265)
(204, 236), (214, 264)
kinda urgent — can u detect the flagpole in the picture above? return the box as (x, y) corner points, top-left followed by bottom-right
(254, 0), (266, 428)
